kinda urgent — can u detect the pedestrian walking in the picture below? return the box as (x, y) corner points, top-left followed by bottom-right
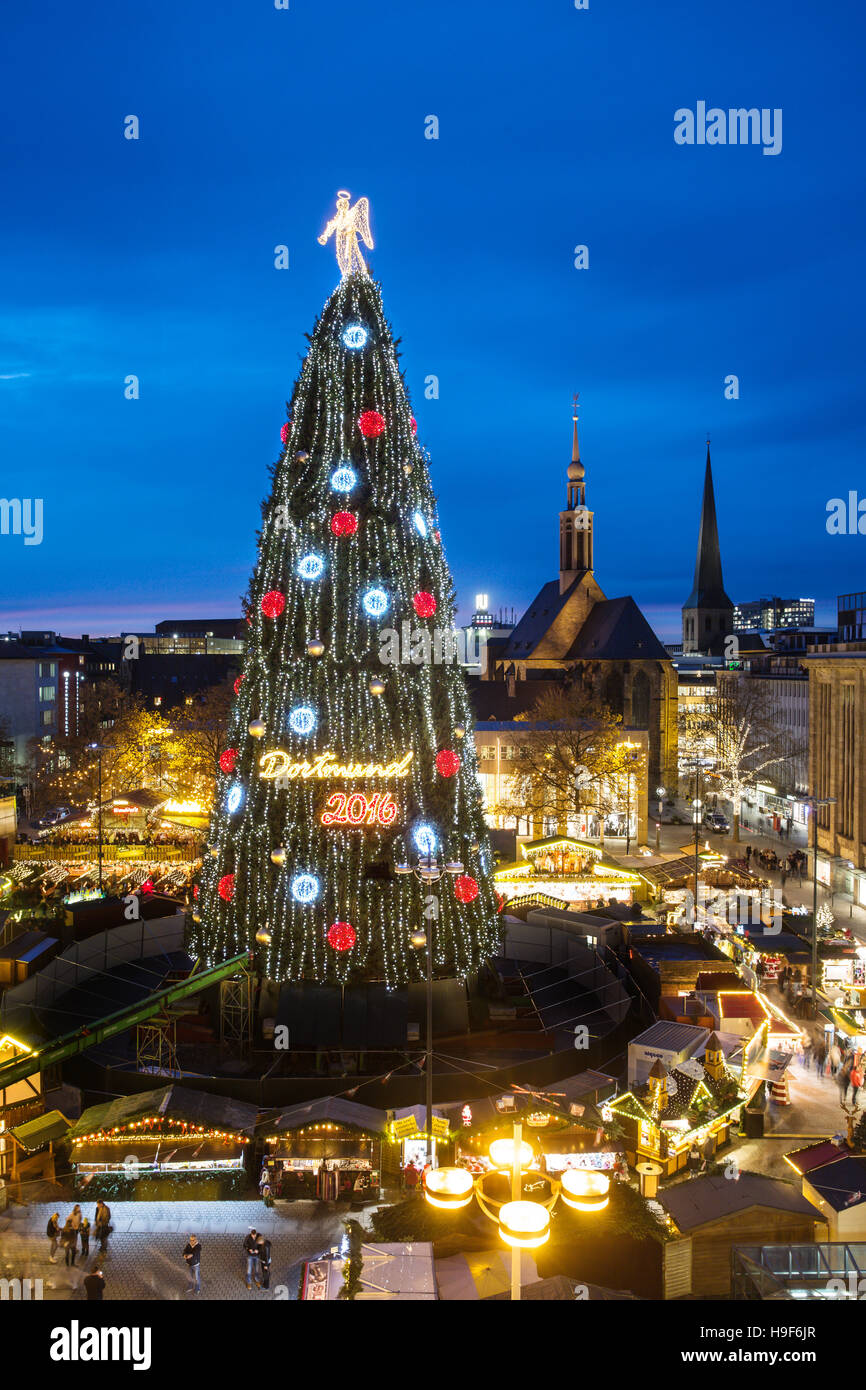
(46, 1212), (60, 1263)
(802, 1038), (813, 1072)
(79, 1217), (91, 1258)
(781, 868), (788, 888)
(745, 845), (752, 865)
(183, 1235), (202, 1294)
(830, 1043), (842, 1078)
(816, 1042), (827, 1076)
(850, 1061), (864, 1109)
(244, 1229), (261, 1289)
(60, 1217), (78, 1267)
(256, 1233), (272, 1290)
(403, 1161), (419, 1192)
(84, 1268), (105, 1300)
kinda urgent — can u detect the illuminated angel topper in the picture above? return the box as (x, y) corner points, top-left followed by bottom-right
(318, 190), (373, 278)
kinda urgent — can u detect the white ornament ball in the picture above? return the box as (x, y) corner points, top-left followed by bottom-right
(249, 718), (266, 740)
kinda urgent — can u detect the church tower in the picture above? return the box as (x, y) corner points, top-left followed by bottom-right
(559, 395), (594, 594)
(681, 442), (734, 653)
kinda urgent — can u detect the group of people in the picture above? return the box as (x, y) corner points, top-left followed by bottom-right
(744, 845), (807, 882)
(46, 1200), (111, 1268)
(180, 1228), (272, 1296)
(799, 1037), (865, 1106)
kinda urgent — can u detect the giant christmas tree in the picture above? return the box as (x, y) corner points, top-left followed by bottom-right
(191, 194), (501, 988)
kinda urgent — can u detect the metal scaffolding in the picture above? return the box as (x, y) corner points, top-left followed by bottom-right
(135, 1012), (180, 1077)
(220, 974), (253, 1055)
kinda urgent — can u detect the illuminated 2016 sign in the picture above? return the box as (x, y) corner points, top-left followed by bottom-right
(259, 749), (413, 781)
(320, 791), (400, 828)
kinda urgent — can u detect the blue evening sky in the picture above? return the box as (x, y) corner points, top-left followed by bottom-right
(0, 0), (863, 640)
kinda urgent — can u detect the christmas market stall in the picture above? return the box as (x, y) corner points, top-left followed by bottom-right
(493, 837), (649, 913)
(66, 1083), (257, 1198)
(606, 1033), (747, 1178)
(262, 1097), (388, 1201)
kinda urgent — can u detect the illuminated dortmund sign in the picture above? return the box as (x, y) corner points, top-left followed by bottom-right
(259, 749), (413, 781)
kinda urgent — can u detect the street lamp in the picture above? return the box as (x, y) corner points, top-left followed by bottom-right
(655, 786), (665, 854)
(423, 1119), (608, 1300)
(803, 794), (837, 1017)
(396, 833), (464, 1165)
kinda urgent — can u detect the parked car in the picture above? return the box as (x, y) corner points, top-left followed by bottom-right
(704, 811), (730, 833)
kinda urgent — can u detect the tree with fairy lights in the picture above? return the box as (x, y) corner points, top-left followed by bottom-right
(190, 194), (501, 988)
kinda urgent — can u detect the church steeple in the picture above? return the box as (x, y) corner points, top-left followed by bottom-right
(681, 441), (734, 653)
(559, 394), (594, 593)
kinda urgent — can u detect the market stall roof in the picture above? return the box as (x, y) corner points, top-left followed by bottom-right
(803, 1156), (866, 1212)
(9, 1109), (71, 1152)
(659, 1173), (816, 1233)
(67, 1083), (259, 1140)
(784, 1139), (850, 1176)
(265, 1096), (387, 1135)
(435, 1249), (540, 1300)
(487, 1276), (638, 1301)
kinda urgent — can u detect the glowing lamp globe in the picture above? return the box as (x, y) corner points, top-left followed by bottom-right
(330, 466), (357, 493)
(488, 1137), (534, 1170)
(454, 874), (479, 904)
(218, 874), (235, 903)
(219, 748), (238, 774)
(436, 749), (460, 779)
(362, 587), (390, 618)
(342, 323), (368, 349)
(291, 873), (320, 903)
(358, 410), (386, 438)
(255, 926), (272, 947)
(413, 591), (437, 618)
(248, 719), (266, 740)
(423, 1166), (473, 1210)
(369, 677), (386, 696)
(307, 638), (325, 658)
(233, 675), (245, 695)
(261, 590), (286, 619)
(297, 553), (325, 581)
(288, 705), (317, 736)
(331, 511), (358, 537)
(560, 1170), (610, 1213)
(498, 1200), (550, 1249)
(270, 847), (287, 867)
(327, 921), (356, 952)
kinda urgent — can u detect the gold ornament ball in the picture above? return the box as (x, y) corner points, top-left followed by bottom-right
(255, 927), (272, 946)
(307, 638), (325, 658)
(270, 847), (287, 866)
(208, 846), (219, 859)
(191, 911), (201, 923)
(403, 462), (413, 476)
(369, 677), (386, 696)
(410, 929), (428, 950)
(249, 718), (266, 739)
(454, 725), (465, 739)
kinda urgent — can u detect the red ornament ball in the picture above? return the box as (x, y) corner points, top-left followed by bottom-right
(413, 591), (437, 618)
(280, 422), (290, 444)
(218, 874), (235, 903)
(193, 884), (200, 900)
(494, 890), (505, 915)
(219, 747), (238, 774)
(261, 590), (286, 619)
(327, 921), (357, 952)
(454, 875), (479, 904)
(436, 749), (460, 778)
(331, 511), (358, 537)
(411, 417), (418, 435)
(234, 675), (245, 695)
(358, 410), (386, 438)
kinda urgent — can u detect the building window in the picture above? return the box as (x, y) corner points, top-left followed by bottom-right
(38, 685), (56, 703)
(40, 710), (54, 726)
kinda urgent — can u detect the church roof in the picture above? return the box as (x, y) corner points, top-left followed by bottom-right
(499, 576), (585, 659)
(565, 596), (669, 662)
(683, 446), (733, 612)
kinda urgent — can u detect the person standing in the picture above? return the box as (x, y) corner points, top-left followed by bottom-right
(46, 1212), (60, 1264)
(94, 1200), (111, 1253)
(849, 1060), (864, 1109)
(84, 1268), (105, 1300)
(79, 1216), (91, 1259)
(256, 1233), (272, 1290)
(60, 1217), (78, 1267)
(745, 844), (752, 866)
(244, 1229), (261, 1289)
(688, 1143), (701, 1176)
(183, 1235), (202, 1294)
(403, 1161), (419, 1193)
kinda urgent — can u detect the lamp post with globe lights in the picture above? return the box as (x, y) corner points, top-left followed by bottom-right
(395, 829), (464, 1165)
(422, 1119), (609, 1300)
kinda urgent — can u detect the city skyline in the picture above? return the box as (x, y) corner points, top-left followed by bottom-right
(1, 0), (864, 641)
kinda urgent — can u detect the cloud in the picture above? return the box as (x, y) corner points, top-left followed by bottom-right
(0, 372), (31, 380)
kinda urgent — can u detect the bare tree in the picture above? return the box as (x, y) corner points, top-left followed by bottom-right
(704, 673), (804, 843)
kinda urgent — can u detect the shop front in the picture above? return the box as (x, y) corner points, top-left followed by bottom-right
(493, 836), (648, 912)
(264, 1098), (386, 1202)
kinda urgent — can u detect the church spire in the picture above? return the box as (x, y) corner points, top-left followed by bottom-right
(681, 439), (734, 653)
(559, 393), (593, 592)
